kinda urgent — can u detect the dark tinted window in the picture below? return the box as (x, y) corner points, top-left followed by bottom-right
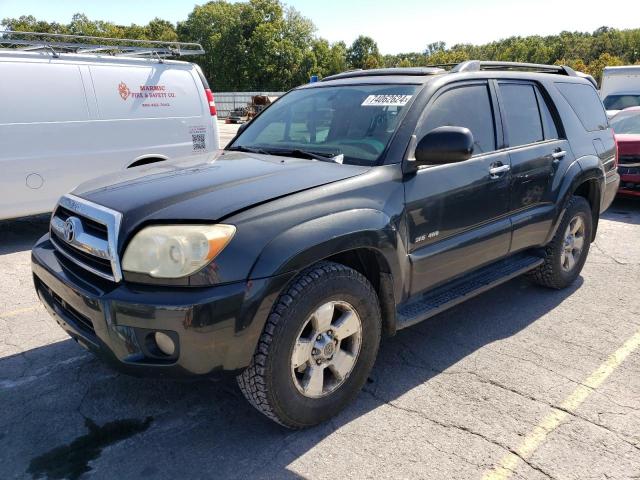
(556, 82), (608, 132)
(535, 87), (559, 139)
(603, 94), (640, 110)
(421, 84), (496, 154)
(499, 83), (543, 147)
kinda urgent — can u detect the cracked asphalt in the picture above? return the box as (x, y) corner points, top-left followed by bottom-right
(1, 139), (639, 478)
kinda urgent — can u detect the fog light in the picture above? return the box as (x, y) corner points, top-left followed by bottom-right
(154, 332), (176, 356)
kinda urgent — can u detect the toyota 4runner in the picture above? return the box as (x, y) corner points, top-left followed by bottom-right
(32, 61), (620, 428)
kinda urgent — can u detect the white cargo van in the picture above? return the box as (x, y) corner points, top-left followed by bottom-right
(0, 32), (220, 220)
(600, 65), (640, 117)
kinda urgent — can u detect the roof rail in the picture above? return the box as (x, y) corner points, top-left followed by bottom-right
(449, 60), (578, 77)
(322, 67), (445, 81)
(0, 31), (204, 59)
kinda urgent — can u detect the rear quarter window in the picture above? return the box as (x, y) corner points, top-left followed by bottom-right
(555, 82), (608, 132)
(90, 65), (204, 120)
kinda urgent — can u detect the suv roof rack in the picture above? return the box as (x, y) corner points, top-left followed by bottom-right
(449, 60), (578, 77)
(0, 31), (204, 59)
(322, 67), (446, 81)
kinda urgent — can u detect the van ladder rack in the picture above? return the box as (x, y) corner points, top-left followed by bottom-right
(0, 31), (204, 59)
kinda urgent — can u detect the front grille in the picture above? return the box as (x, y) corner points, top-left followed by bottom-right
(53, 234), (113, 277)
(619, 165), (640, 176)
(49, 195), (123, 282)
(55, 205), (108, 239)
(619, 155), (640, 166)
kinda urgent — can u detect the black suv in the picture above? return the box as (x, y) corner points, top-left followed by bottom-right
(32, 61), (620, 428)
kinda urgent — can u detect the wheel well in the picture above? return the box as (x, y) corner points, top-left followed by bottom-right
(127, 157), (166, 169)
(572, 179), (600, 240)
(325, 249), (397, 336)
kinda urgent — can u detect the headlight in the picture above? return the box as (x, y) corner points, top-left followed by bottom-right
(122, 224), (236, 278)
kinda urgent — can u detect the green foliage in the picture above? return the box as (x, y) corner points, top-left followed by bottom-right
(346, 35), (381, 69)
(3, 6), (640, 90)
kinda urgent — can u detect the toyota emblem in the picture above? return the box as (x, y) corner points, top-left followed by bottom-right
(63, 217), (81, 243)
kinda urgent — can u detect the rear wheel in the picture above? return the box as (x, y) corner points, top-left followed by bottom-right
(237, 261), (381, 428)
(528, 195), (593, 289)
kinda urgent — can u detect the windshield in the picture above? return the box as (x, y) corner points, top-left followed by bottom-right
(229, 84), (419, 165)
(603, 94), (640, 110)
(611, 110), (640, 134)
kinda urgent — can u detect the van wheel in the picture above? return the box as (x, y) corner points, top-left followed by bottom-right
(528, 195), (592, 289)
(237, 261), (381, 428)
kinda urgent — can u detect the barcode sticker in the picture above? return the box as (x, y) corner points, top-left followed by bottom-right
(361, 94), (412, 107)
(189, 125), (207, 151)
(192, 133), (206, 151)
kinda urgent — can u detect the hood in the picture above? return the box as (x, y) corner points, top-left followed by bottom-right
(73, 152), (368, 240)
(615, 134), (640, 157)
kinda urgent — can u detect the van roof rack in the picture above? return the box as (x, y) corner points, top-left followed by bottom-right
(0, 31), (204, 59)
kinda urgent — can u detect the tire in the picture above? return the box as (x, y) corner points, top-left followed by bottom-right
(237, 261), (381, 428)
(528, 195), (593, 289)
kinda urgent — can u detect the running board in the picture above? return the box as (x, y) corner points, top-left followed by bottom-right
(396, 253), (543, 330)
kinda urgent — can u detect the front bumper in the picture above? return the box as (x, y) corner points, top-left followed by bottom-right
(32, 235), (292, 378)
(617, 167), (640, 198)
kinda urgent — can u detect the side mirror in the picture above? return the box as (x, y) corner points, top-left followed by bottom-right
(412, 126), (474, 166)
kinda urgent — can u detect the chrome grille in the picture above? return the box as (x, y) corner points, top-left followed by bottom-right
(619, 155), (640, 167)
(50, 194), (123, 282)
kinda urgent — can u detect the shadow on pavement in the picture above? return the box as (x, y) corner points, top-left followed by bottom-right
(602, 198), (640, 225)
(0, 275), (583, 480)
(0, 214), (50, 255)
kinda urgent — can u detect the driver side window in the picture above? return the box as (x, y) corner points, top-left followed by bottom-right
(420, 84), (497, 155)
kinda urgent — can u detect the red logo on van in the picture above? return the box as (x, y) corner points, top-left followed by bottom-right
(118, 82), (130, 100)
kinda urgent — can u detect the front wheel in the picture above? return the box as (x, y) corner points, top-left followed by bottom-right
(237, 262), (381, 428)
(528, 195), (593, 289)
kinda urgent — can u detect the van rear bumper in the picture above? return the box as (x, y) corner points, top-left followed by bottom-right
(31, 235), (291, 378)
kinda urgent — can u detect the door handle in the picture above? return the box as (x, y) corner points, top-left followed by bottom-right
(489, 164), (510, 176)
(552, 150), (566, 160)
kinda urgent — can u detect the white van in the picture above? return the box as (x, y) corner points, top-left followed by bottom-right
(600, 65), (640, 117)
(0, 33), (220, 220)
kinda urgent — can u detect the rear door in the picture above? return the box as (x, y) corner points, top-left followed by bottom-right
(495, 80), (574, 252)
(405, 81), (512, 295)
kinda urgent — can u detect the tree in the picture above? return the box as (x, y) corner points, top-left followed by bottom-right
(346, 35), (380, 69)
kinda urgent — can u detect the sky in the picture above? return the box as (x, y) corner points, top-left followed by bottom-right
(1, 0), (639, 54)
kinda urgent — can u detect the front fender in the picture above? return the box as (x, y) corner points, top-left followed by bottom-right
(248, 209), (405, 299)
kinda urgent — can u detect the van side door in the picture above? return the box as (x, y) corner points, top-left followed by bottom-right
(404, 81), (512, 295)
(495, 80), (574, 252)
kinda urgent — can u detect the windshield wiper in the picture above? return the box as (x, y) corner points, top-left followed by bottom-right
(290, 149), (344, 164)
(227, 145), (272, 155)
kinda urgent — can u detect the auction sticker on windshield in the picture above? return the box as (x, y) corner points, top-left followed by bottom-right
(362, 94), (412, 107)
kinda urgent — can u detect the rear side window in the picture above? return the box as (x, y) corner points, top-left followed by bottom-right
(499, 83), (543, 147)
(421, 84), (496, 154)
(535, 88), (559, 140)
(555, 82), (608, 132)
